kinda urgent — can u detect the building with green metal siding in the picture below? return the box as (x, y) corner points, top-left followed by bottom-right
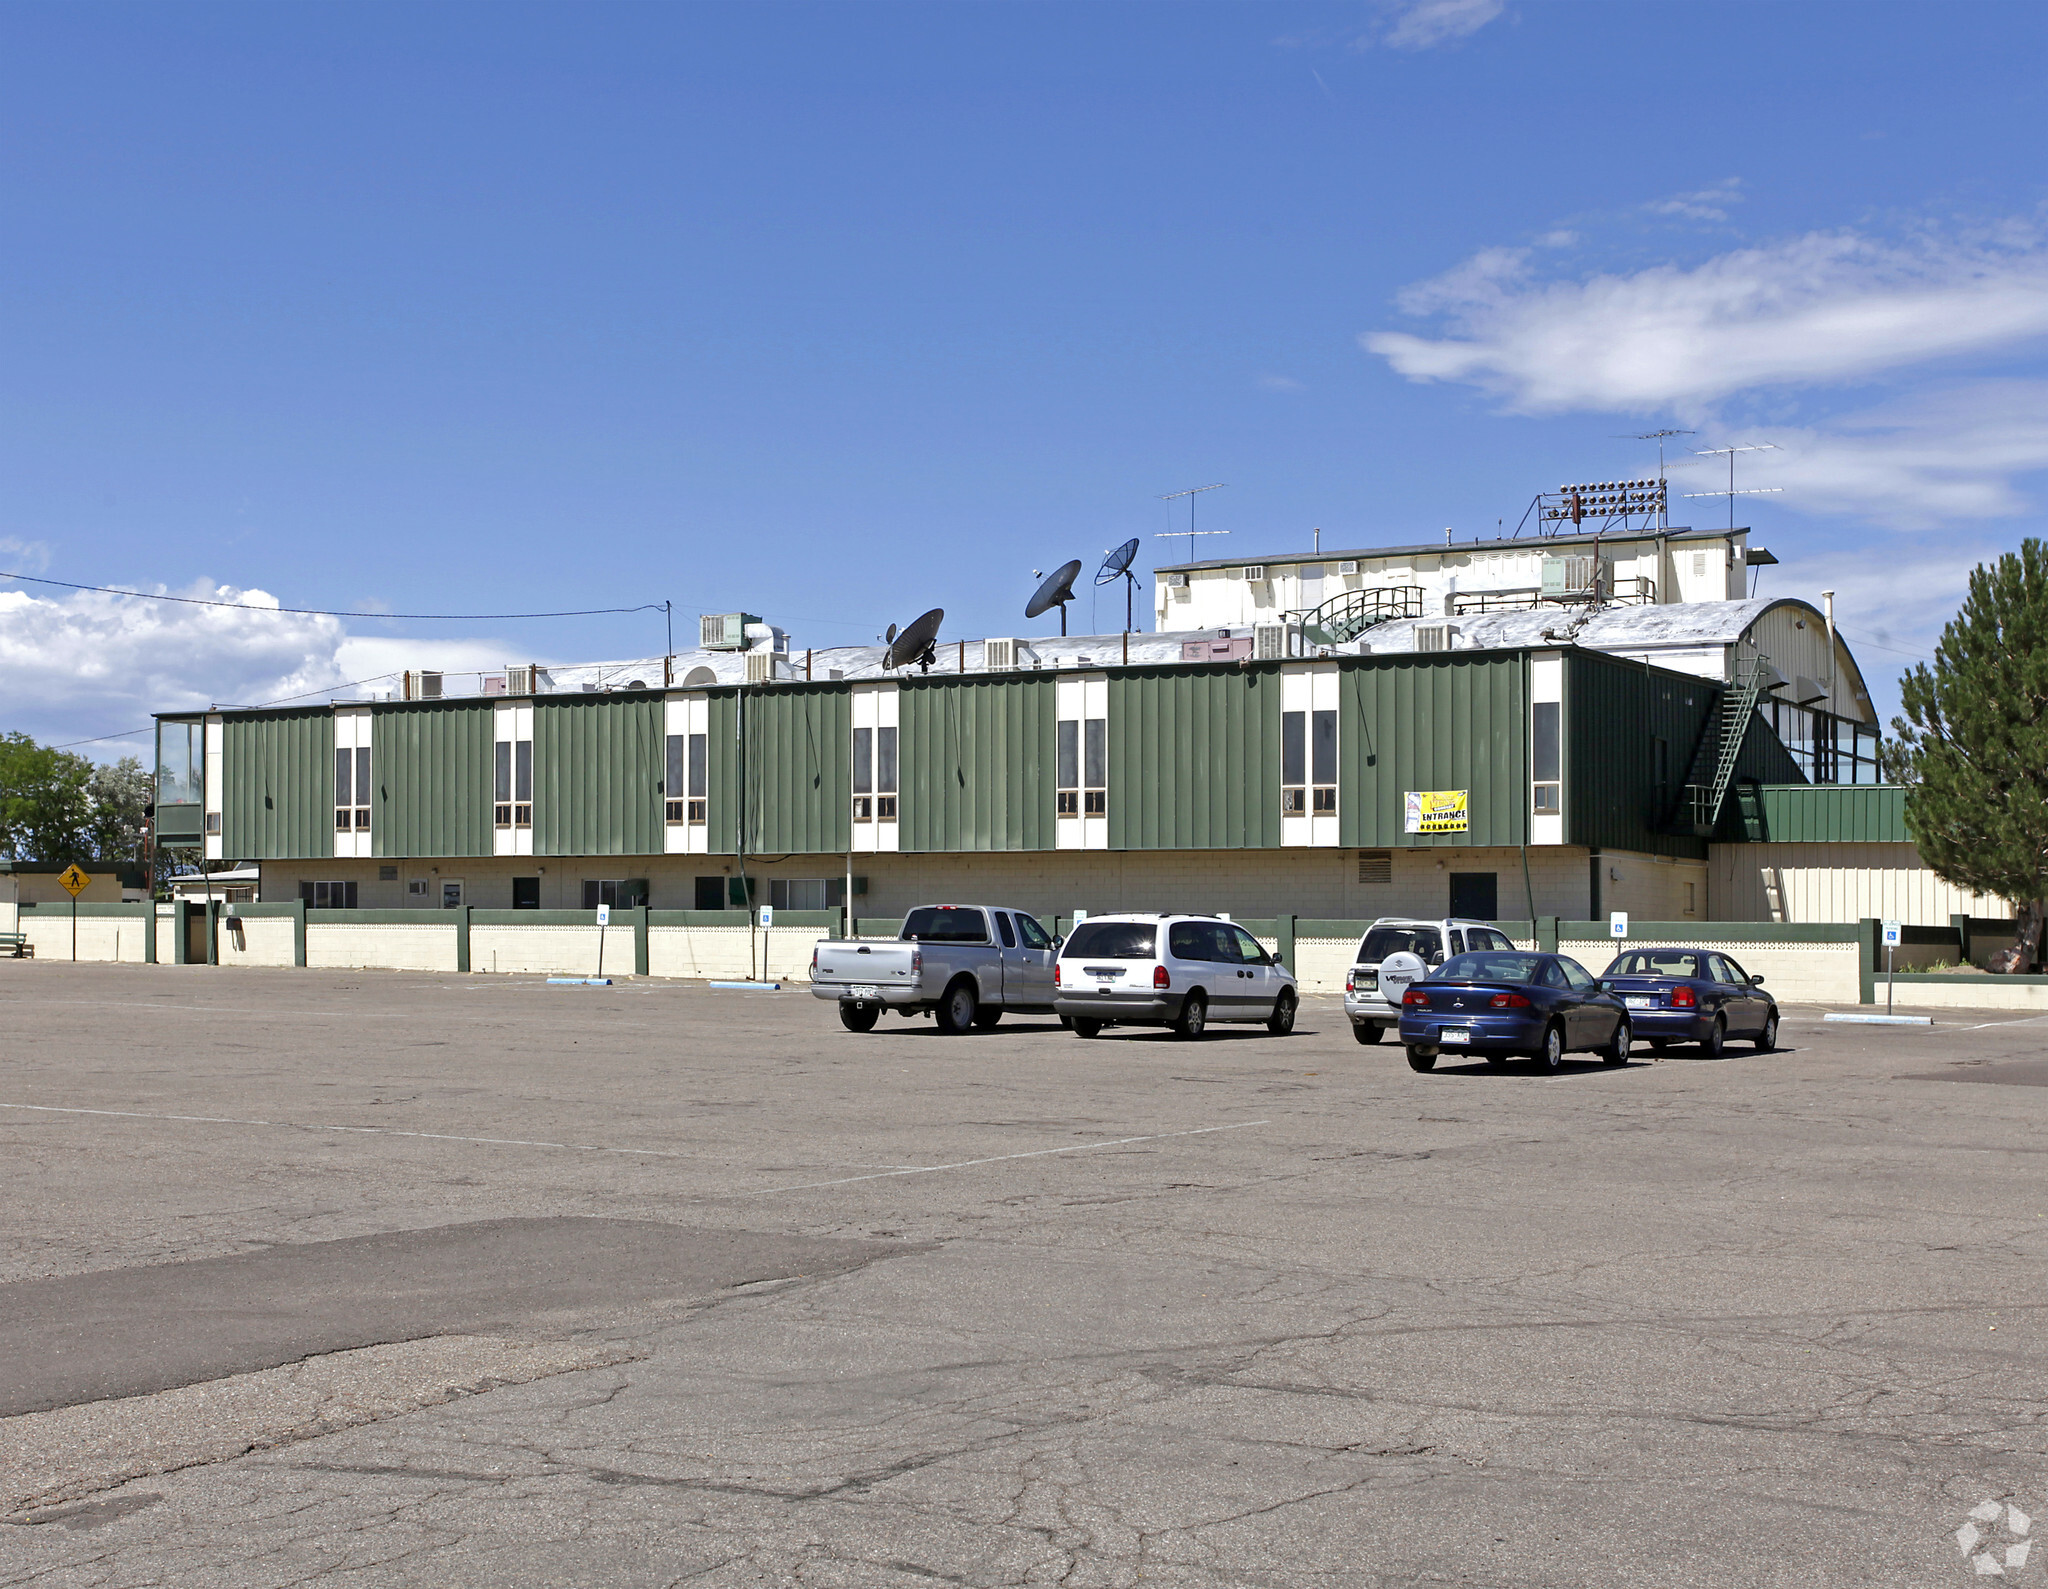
(153, 586), (1927, 927)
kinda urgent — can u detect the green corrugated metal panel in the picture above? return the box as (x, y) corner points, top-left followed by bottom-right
(1107, 667), (1281, 850)
(221, 711), (333, 859)
(705, 692), (740, 855)
(533, 695), (664, 856)
(899, 675), (1056, 852)
(1564, 653), (1713, 858)
(746, 685), (852, 855)
(1750, 784), (1909, 843)
(1336, 655), (1527, 848)
(372, 702), (495, 859)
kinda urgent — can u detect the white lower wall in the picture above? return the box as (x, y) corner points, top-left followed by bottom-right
(306, 923), (460, 972)
(17, 915), (149, 963)
(1561, 937), (1861, 1004)
(1709, 842), (2008, 926)
(218, 916), (296, 968)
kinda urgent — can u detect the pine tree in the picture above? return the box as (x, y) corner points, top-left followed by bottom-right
(1891, 540), (2048, 971)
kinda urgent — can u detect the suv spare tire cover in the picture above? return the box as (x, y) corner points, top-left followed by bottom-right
(1378, 951), (1428, 1006)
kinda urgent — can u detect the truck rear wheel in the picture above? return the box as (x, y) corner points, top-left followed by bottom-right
(935, 979), (978, 1035)
(972, 1006), (1003, 1030)
(838, 1003), (880, 1033)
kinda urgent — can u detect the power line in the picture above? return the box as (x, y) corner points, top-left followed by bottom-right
(0, 570), (664, 621)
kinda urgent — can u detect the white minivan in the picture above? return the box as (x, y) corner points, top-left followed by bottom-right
(1053, 914), (1299, 1040)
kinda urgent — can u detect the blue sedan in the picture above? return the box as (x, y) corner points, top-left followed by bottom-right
(1598, 947), (1779, 1057)
(1396, 950), (1631, 1072)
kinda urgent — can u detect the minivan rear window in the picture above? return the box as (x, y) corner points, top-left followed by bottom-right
(1360, 926), (1441, 962)
(901, 906), (989, 943)
(1062, 921), (1157, 959)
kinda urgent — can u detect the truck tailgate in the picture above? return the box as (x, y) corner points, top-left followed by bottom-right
(813, 940), (919, 992)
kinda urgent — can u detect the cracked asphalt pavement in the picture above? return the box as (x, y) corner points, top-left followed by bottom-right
(2, 963), (2045, 1586)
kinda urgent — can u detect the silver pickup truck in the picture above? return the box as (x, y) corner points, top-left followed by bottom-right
(810, 904), (1061, 1034)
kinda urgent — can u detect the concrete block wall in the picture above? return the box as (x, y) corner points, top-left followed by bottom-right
(306, 923), (460, 973)
(1559, 937), (1860, 1004)
(16, 914), (149, 963)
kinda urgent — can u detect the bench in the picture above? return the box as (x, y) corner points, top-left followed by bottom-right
(0, 931), (33, 958)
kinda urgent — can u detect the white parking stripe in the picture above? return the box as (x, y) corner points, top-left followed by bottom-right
(0, 1102), (1267, 1190)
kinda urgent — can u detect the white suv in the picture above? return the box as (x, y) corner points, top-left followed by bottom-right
(1054, 914), (1300, 1041)
(1343, 917), (1521, 1045)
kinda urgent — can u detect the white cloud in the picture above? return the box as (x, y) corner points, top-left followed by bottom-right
(1256, 373), (1307, 394)
(1274, 0), (1503, 52)
(1724, 381), (2048, 527)
(1645, 178), (1744, 223)
(0, 538), (53, 575)
(1365, 225), (2048, 414)
(0, 579), (525, 751)
(1382, 0), (1503, 50)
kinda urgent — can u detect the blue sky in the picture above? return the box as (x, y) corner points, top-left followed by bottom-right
(3, 0), (2045, 748)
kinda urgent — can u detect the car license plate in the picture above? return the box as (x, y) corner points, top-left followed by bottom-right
(848, 985), (880, 1001)
(1625, 995), (1655, 1009)
(1439, 1028), (1471, 1045)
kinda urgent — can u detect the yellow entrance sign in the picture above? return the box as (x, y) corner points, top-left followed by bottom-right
(58, 865), (91, 898)
(1403, 789), (1470, 835)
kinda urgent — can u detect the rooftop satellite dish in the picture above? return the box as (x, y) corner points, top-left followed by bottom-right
(884, 608), (944, 673)
(1025, 559), (1084, 635)
(1096, 537), (1142, 633)
(885, 622), (898, 644)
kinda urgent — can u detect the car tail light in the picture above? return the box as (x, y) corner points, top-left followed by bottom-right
(1402, 988), (1431, 1009)
(911, 947), (922, 975)
(1345, 969), (1356, 993)
(1054, 961), (1062, 988)
(1154, 964), (1170, 989)
(1489, 992), (1531, 1008)
(1670, 985), (1696, 1007)
(811, 945), (818, 974)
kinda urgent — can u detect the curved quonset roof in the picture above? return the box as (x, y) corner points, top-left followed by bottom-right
(1354, 596), (1877, 725)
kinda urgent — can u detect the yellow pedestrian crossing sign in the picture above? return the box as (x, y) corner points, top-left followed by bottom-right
(58, 865), (91, 898)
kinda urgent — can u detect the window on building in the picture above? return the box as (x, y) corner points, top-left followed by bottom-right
(1532, 700), (1561, 815)
(205, 811), (221, 835)
(695, 875), (727, 910)
(581, 879), (648, 910)
(664, 732), (708, 824)
(157, 720), (202, 806)
(335, 748), (372, 832)
(1057, 717), (1107, 818)
(495, 737), (532, 829)
(853, 727), (872, 822)
(877, 726), (898, 821)
(299, 880), (359, 909)
(1312, 708), (1337, 813)
(768, 878), (847, 911)
(1281, 711), (1306, 814)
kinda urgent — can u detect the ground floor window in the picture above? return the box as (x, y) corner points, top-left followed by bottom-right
(300, 880), (359, 909)
(582, 879), (648, 910)
(1448, 872), (1497, 920)
(768, 878), (847, 911)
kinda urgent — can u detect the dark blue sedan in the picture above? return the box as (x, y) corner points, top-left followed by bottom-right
(1396, 950), (1631, 1072)
(1598, 947), (1779, 1057)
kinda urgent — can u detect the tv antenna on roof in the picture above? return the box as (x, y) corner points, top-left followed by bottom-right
(1096, 537), (1142, 634)
(1684, 443), (1783, 530)
(1025, 560), (1084, 636)
(883, 608), (943, 673)
(1619, 430), (1695, 528)
(1155, 482), (1228, 562)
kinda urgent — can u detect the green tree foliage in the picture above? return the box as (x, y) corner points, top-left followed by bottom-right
(1890, 540), (2048, 970)
(0, 735), (154, 869)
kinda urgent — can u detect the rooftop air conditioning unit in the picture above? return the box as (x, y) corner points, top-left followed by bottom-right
(1414, 624), (1455, 653)
(404, 670), (443, 700)
(745, 651), (778, 684)
(505, 665), (536, 696)
(481, 675), (506, 696)
(1165, 572), (1189, 589)
(1242, 565), (1268, 583)
(984, 638), (1017, 670)
(1338, 561), (1359, 576)
(1253, 621), (1290, 661)
(1541, 556), (1613, 597)
(700, 612), (761, 651)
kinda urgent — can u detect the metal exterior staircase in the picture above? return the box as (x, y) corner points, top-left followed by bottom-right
(1674, 651), (1768, 836)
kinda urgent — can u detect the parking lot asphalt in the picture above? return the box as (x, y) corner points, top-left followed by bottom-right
(3, 962), (2046, 1587)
